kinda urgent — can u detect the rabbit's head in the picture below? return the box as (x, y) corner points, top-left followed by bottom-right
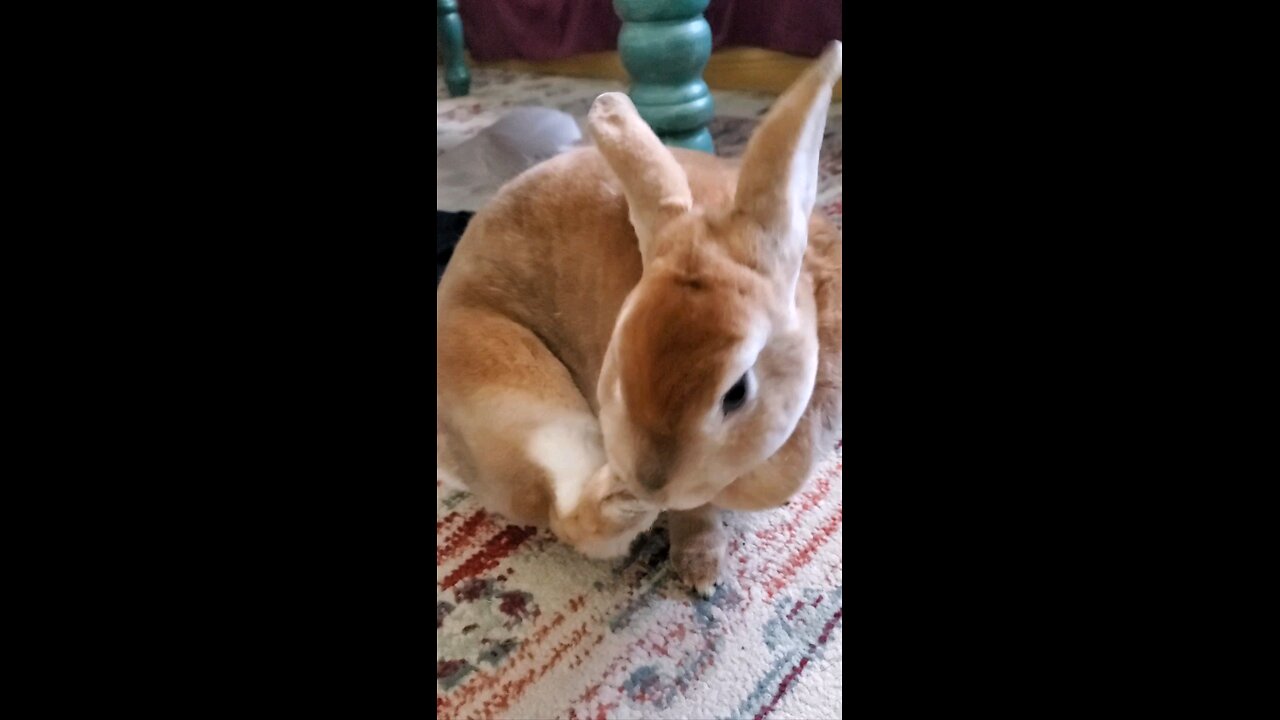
(593, 42), (841, 511)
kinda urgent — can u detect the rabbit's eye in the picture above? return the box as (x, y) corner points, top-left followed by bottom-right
(722, 373), (749, 414)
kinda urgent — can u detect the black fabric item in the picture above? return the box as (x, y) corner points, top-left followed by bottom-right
(437, 211), (474, 286)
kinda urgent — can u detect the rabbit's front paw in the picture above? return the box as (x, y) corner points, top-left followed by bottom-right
(669, 507), (727, 598)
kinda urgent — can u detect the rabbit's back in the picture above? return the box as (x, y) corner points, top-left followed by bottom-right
(437, 146), (740, 408)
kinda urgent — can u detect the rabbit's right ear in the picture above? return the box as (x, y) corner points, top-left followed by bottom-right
(589, 92), (692, 266)
(733, 42), (841, 298)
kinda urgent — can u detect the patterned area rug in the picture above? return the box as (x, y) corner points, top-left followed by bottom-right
(438, 68), (843, 720)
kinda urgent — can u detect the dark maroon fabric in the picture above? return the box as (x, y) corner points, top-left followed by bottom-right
(457, 0), (842, 63)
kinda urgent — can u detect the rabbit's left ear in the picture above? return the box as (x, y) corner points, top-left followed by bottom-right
(589, 92), (692, 266)
(733, 42), (841, 294)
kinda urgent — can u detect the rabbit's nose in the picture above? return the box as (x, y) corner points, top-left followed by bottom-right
(632, 435), (676, 491)
(634, 458), (667, 494)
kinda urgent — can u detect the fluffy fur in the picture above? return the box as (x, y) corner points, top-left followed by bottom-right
(437, 43), (842, 590)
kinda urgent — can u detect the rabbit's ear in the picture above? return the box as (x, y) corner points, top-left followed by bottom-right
(733, 42), (841, 290)
(588, 92), (693, 266)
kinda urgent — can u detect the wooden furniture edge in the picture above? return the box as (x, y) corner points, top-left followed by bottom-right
(439, 47), (843, 100)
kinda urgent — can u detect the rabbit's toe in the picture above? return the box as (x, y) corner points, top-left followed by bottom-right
(671, 524), (726, 598)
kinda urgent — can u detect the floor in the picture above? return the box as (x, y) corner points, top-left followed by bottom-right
(437, 67), (843, 720)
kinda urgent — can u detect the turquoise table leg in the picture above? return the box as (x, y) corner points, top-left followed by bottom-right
(615, 0), (715, 154)
(438, 0), (470, 97)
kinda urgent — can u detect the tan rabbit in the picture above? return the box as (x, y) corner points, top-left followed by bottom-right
(437, 42), (842, 593)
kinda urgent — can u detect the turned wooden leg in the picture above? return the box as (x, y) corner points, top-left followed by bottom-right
(615, 0), (716, 154)
(437, 0), (470, 97)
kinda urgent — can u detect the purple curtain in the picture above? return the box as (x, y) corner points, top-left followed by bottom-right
(457, 0), (842, 63)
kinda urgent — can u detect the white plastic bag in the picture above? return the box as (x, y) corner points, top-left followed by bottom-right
(437, 107), (584, 213)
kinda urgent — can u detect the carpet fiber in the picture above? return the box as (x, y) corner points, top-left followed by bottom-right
(438, 67), (843, 720)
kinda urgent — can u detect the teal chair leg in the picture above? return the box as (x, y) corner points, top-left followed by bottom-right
(438, 0), (470, 97)
(615, 0), (715, 154)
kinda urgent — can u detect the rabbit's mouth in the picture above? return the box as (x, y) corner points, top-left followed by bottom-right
(644, 478), (722, 512)
(661, 490), (718, 512)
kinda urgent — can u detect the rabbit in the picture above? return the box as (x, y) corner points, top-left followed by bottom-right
(437, 42), (842, 594)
